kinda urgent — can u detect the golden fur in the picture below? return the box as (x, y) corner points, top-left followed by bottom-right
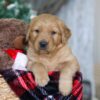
(27, 14), (80, 96)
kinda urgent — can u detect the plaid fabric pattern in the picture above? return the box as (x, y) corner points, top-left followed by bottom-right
(0, 49), (83, 100)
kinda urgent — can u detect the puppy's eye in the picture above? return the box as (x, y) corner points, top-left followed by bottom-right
(34, 29), (39, 33)
(51, 31), (56, 35)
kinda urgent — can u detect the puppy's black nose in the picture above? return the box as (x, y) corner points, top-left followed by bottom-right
(39, 40), (48, 49)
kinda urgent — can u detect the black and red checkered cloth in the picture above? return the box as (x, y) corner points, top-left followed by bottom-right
(0, 49), (83, 100)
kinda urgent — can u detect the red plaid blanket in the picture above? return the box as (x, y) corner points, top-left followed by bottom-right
(0, 49), (83, 100)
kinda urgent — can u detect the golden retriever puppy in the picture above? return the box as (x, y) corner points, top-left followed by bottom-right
(26, 14), (80, 96)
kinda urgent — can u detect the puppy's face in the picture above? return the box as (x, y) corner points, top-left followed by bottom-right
(27, 14), (71, 55)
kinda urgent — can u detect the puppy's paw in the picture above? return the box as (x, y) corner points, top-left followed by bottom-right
(59, 78), (72, 96)
(35, 74), (50, 87)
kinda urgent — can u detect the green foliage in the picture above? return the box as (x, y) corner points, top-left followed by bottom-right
(0, 0), (33, 22)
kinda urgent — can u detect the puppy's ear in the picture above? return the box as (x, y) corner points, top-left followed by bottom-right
(62, 26), (71, 44)
(58, 20), (71, 44)
(26, 24), (30, 43)
(26, 16), (38, 42)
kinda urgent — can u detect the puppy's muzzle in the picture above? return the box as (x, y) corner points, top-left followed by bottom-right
(39, 40), (48, 50)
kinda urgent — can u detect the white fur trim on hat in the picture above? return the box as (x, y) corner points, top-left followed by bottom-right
(12, 52), (28, 71)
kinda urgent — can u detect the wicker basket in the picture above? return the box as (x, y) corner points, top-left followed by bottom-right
(0, 75), (19, 100)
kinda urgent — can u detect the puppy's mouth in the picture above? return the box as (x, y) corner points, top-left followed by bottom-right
(38, 49), (49, 54)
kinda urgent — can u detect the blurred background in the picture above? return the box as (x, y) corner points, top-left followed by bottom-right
(0, 0), (100, 100)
